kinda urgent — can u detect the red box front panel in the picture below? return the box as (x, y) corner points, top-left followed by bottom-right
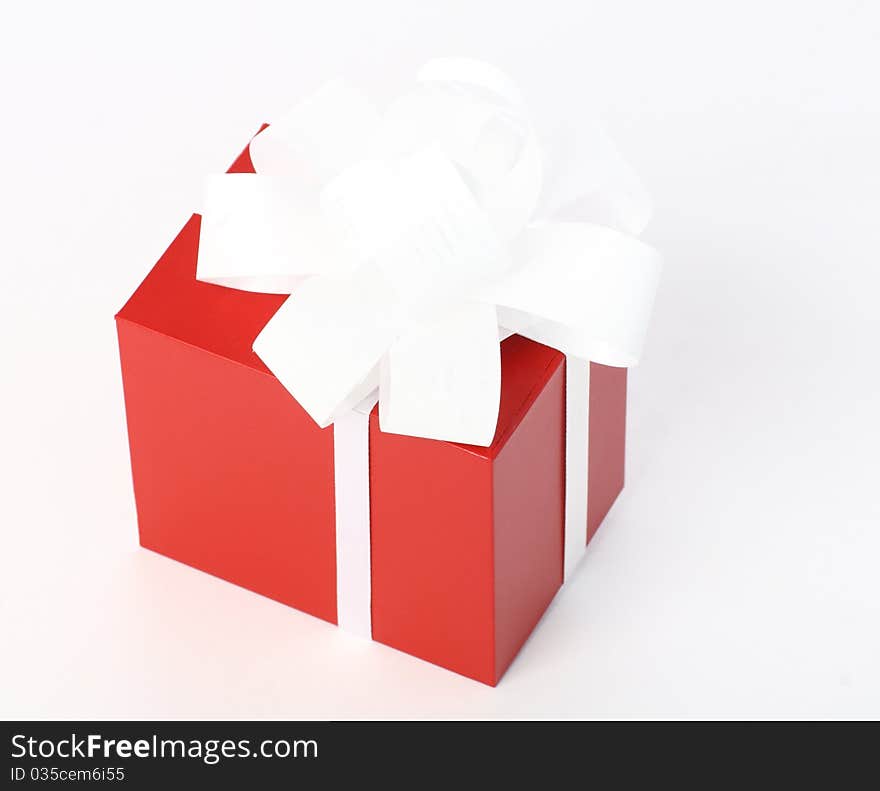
(117, 317), (339, 622)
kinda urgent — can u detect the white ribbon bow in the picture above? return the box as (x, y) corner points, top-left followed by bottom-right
(197, 59), (661, 446)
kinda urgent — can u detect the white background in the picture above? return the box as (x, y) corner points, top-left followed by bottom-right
(2, 0), (878, 719)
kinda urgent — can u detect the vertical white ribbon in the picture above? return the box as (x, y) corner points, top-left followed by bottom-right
(563, 356), (590, 580)
(332, 396), (376, 638)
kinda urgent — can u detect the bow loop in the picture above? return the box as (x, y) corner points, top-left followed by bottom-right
(484, 222), (662, 367)
(248, 78), (382, 185)
(380, 63), (542, 242)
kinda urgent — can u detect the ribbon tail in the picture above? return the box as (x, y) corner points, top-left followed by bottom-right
(482, 222), (662, 367)
(197, 173), (351, 293)
(379, 302), (501, 446)
(253, 268), (397, 427)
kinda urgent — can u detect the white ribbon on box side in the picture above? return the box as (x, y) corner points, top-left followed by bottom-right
(564, 357), (591, 581)
(195, 59), (661, 634)
(332, 396), (377, 638)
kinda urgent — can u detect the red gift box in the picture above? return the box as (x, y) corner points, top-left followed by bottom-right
(116, 140), (626, 686)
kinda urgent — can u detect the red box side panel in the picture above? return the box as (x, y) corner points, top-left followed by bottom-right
(587, 364), (627, 542)
(117, 318), (338, 623)
(369, 429), (494, 683)
(493, 356), (565, 682)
